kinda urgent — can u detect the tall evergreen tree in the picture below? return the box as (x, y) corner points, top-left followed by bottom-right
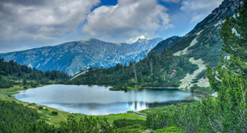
(205, 1), (247, 132)
(207, 1), (247, 91)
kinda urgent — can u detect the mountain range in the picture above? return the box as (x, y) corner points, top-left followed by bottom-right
(71, 0), (244, 92)
(0, 38), (162, 75)
(0, 0), (243, 90)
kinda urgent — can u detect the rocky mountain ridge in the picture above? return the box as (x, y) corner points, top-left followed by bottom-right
(149, 36), (182, 55)
(167, 0), (246, 90)
(187, 0), (244, 36)
(0, 38), (163, 75)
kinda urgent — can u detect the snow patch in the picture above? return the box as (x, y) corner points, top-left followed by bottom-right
(43, 57), (52, 66)
(211, 92), (218, 97)
(70, 70), (89, 81)
(214, 21), (221, 27)
(196, 77), (210, 87)
(179, 58), (208, 89)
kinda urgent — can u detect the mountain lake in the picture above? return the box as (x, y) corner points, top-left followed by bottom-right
(13, 85), (201, 115)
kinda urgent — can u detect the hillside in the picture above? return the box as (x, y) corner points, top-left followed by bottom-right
(71, 0), (244, 93)
(0, 38), (162, 76)
(149, 36), (182, 55)
(0, 58), (70, 88)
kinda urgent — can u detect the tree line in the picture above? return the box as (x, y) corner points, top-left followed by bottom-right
(70, 43), (199, 89)
(0, 58), (70, 88)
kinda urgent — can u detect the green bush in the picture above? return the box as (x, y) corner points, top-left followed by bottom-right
(113, 118), (146, 128)
(51, 111), (58, 115)
(117, 124), (147, 133)
(0, 100), (57, 132)
(38, 106), (43, 110)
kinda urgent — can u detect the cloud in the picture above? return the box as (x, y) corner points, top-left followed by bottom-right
(162, 0), (181, 3)
(82, 0), (174, 43)
(0, 0), (100, 43)
(180, 0), (224, 23)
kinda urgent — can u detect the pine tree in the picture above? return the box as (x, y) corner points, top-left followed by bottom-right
(207, 1), (247, 91)
(206, 1), (247, 132)
(23, 79), (27, 86)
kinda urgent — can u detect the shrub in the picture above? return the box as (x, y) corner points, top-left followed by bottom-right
(51, 111), (58, 115)
(38, 106), (43, 110)
(113, 118), (146, 128)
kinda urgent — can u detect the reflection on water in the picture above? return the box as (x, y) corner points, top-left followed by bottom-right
(13, 85), (200, 115)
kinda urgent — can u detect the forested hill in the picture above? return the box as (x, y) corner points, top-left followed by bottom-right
(0, 58), (70, 88)
(70, 0), (244, 93)
(149, 36), (182, 55)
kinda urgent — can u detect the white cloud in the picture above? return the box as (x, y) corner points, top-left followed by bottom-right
(162, 0), (181, 3)
(82, 0), (173, 43)
(0, 0), (100, 42)
(180, 0), (224, 23)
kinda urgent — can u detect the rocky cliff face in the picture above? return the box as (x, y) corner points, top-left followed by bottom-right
(187, 0), (244, 36)
(171, 0), (246, 89)
(0, 38), (162, 75)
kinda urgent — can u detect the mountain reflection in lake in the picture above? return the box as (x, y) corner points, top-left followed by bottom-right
(13, 85), (200, 115)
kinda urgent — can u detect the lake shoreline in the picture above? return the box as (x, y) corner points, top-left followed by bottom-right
(1, 84), (203, 126)
(109, 86), (212, 97)
(13, 84), (201, 115)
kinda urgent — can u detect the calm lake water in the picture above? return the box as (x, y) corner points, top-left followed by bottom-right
(13, 85), (200, 115)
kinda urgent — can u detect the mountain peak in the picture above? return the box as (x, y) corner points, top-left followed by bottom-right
(77, 38), (102, 44)
(137, 38), (148, 43)
(86, 38), (99, 41)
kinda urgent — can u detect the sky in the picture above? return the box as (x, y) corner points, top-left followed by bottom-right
(0, 0), (224, 53)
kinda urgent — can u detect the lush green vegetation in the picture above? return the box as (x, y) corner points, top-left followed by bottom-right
(0, 58), (70, 88)
(146, 2), (247, 132)
(0, 99), (117, 132)
(0, 100), (58, 132)
(113, 118), (146, 128)
(60, 115), (117, 132)
(1, 1), (246, 133)
(188, 25), (226, 67)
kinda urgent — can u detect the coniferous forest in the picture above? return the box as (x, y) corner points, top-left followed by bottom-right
(0, 1), (247, 133)
(0, 58), (70, 88)
(147, 2), (247, 132)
